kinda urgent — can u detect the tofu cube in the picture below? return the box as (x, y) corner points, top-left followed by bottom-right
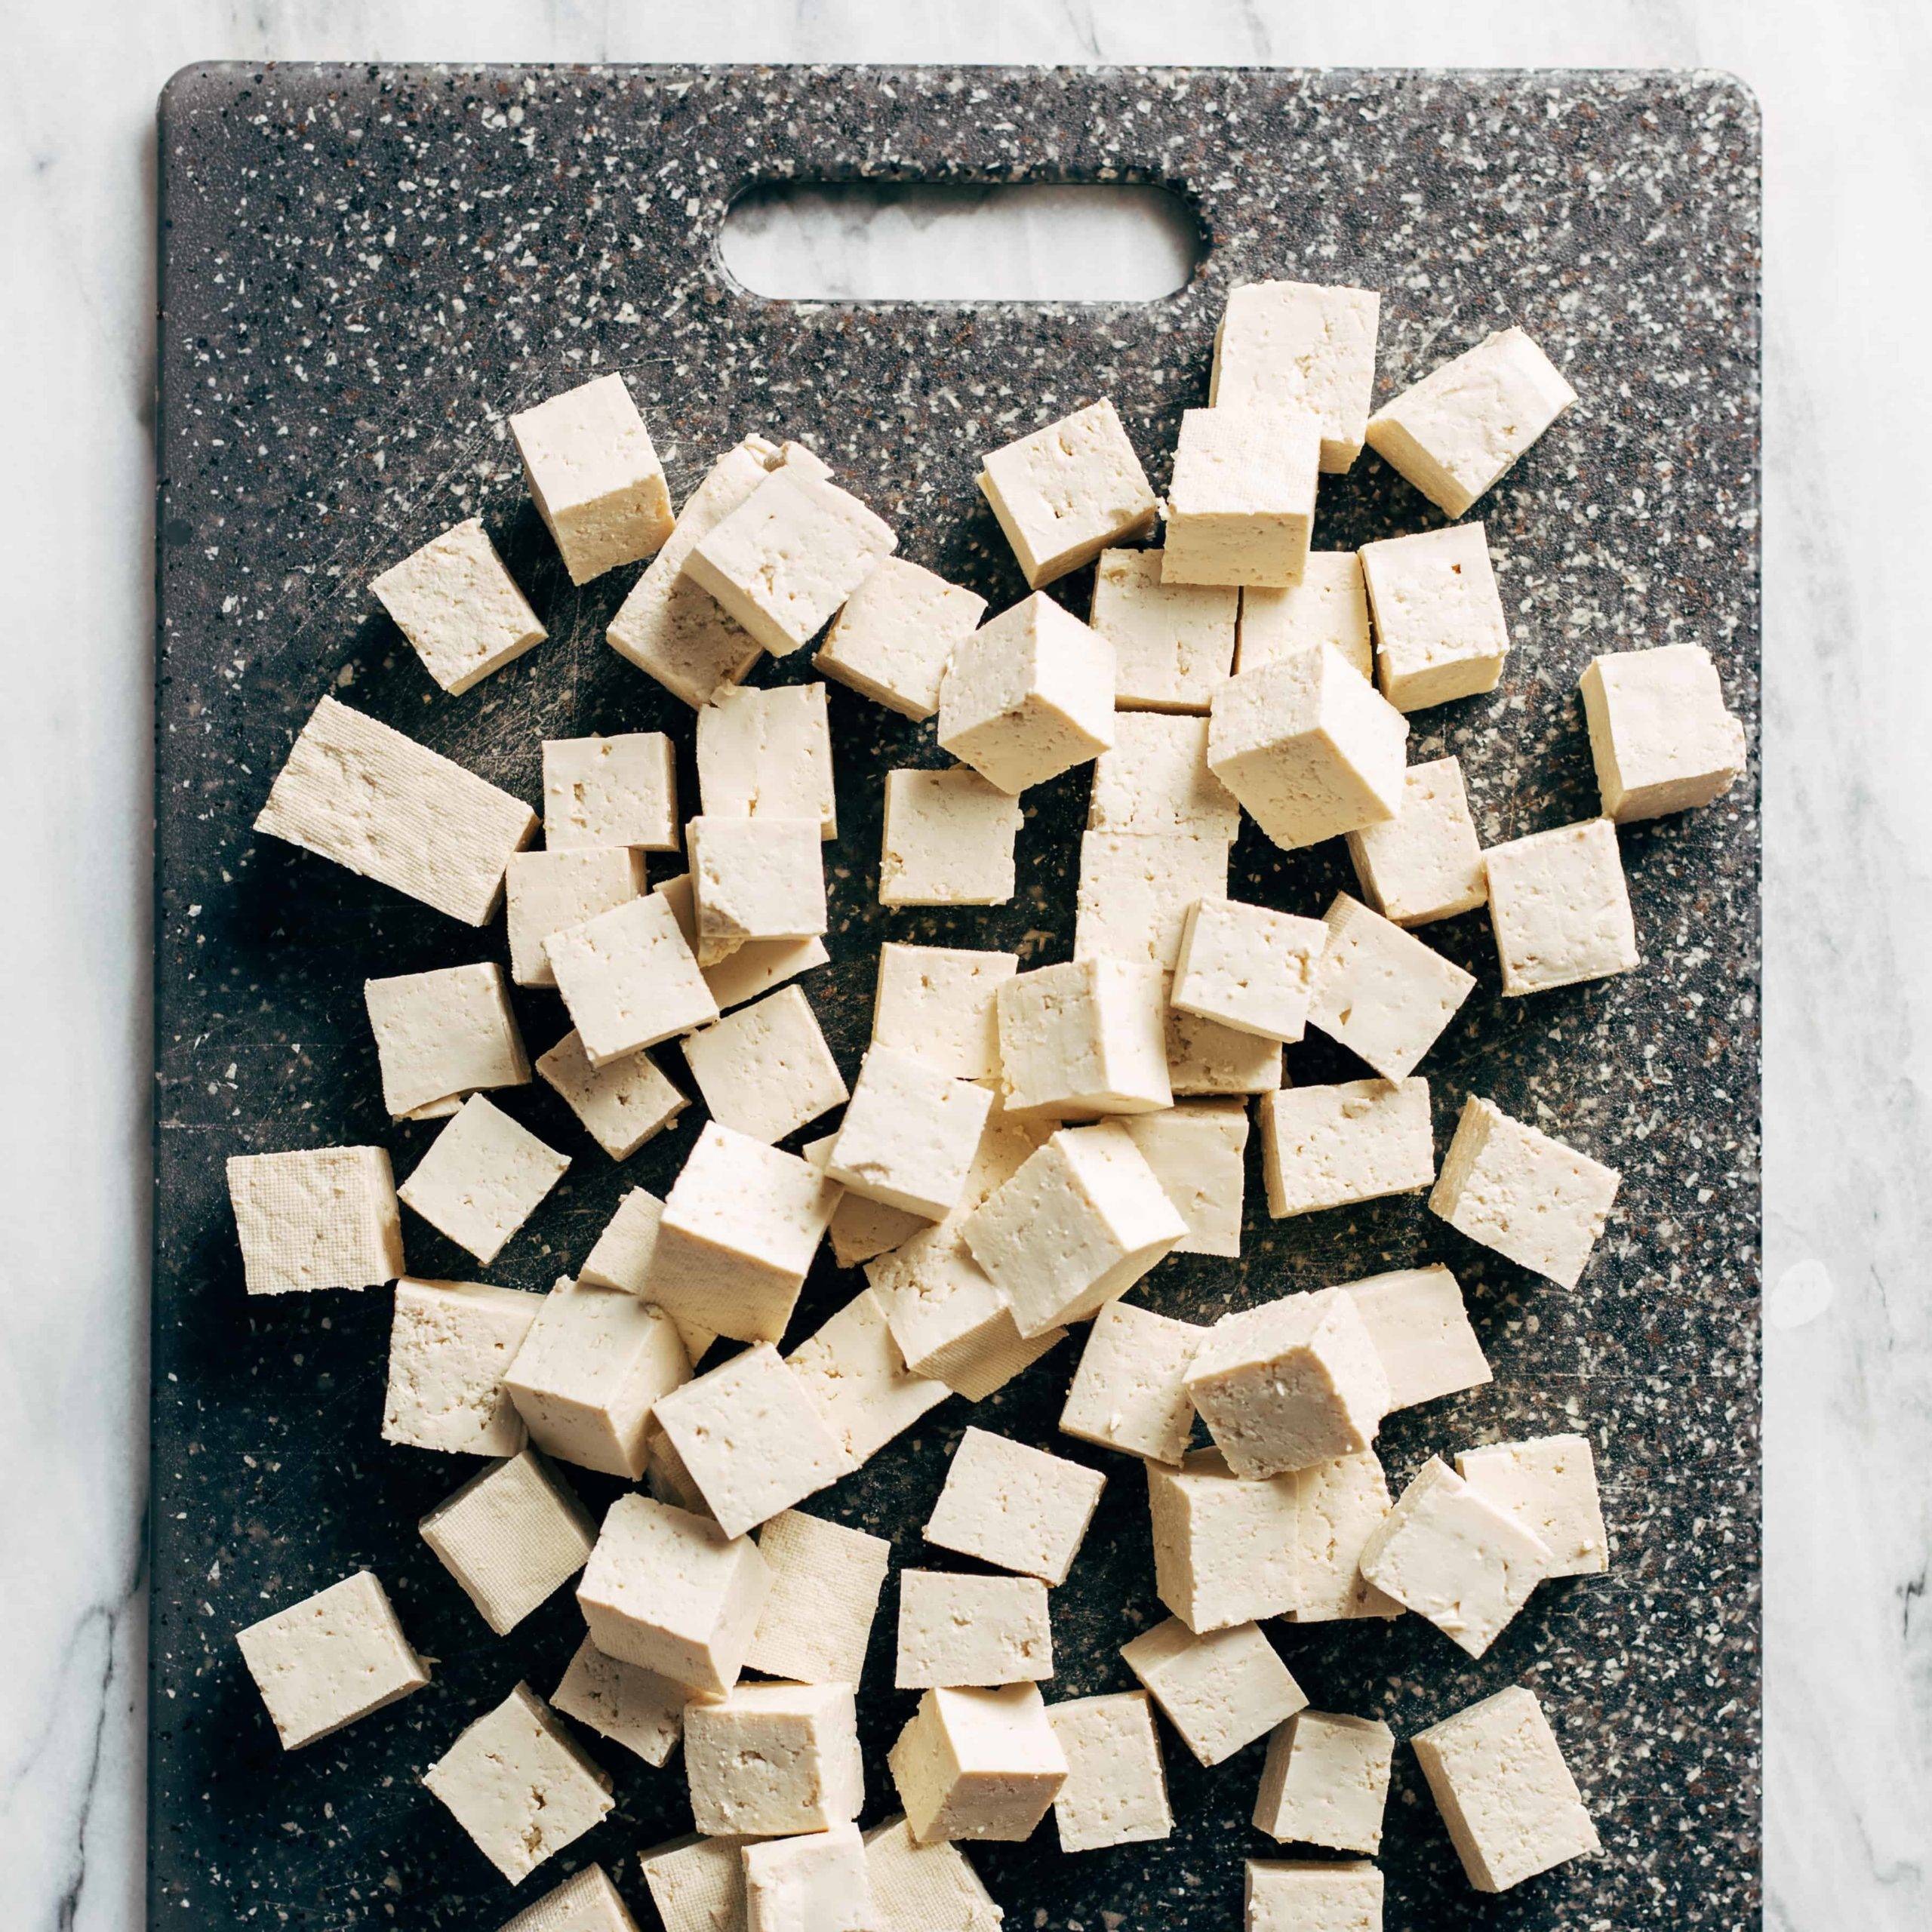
(1059, 1298), (1207, 1463)
(996, 958), (1172, 1117)
(937, 592), (1115, 795)
(1456, 1433), (1609, 1577)
(685, 1681), (865, 1835)
(580, 1187), (666, 1294)
(252, 695), (536, 925)
(829, 1044), (995, 1220)
(382, 1277), (542, 1457)
(226, 1146), (404, 1296)
(696, 681), (838, 838)
(1580, 642), (1747, 821)
(1429, 1095), (1620, 1287)
(1290, 1451), (1404, 1623)
(977, 398), (1158, 586)
(861, 1817), (1003, 1931)
(396, 1094), (569, 1266)
(1253, 1710), (1395, 1853)
(1343, 1264), (1491, 1411)
(1238, 552), (1374, 680)
(872, 943), (1019, 1084)
(1244, 1860), (1384, 1932)
(234, 1571), (428, 1750)
(1165, 995), (1285, 1097)
(1088, 710), (1241, 839)
(510, 372), (673, 583)
(1306, 892), (1476, 1081)
(962, 1122), (1188, 1337)
(681, 984), (848, 1144)
(499, 1865), (639, 1932)
(417, 1447), (596, 1635)
(888, 1685), (1069, 1842)
(1343, 754), (1487, 926)
(1358, 521), (1510, 710)
(506, 844), (648, 989)
(685, 468), (897, 656)
(1073, 828), (1232, 971)
(536, 1029), (688, 1160)
(365, 962), (529, 1120)
(648, 1124), (841, 1343)
(1088, 547), (1238, 712)
(548, 890), (720, 1066)
(923, 1426), (1106, 1586)
(690, 815), (828, 941)
(371, 517), (546, 695)
(1161, 406), (1321, 587)
(1047, 1691), (1174, 1852)
(1412, 1686), (1601, 1890)
(1358, 1455), (1555, 1657)
(1208, 648), (1408, 851)
(1121, 1100), (1249, 1257)
(654, 869), (831, 1011)
(1210, 280), (1381, 472)
(551, 1635), (689, 1767)
(543, 731), (679, 851)
(880, 767), (1024, 906)
(897, 1570), (1053, 1689)
(1145, 1449), (1300, 1630)
(783, 1289), (952, 1468)
(816, 555), (988, 720)
(1120, 1616), (1306, 1767)
(423, 1684), (612, 1883)
(1484, 817), (1638, 995)
(577, 1492), (772, 1694)
(1257, 1078), (1435, 1219)
(1365, 325), (1577, 518)
(745, 1507), (894, 1685)
(1171, 897), (1331, 1043)
(742, 1822), (874, 1932)
(641, 1834), (752, 1932)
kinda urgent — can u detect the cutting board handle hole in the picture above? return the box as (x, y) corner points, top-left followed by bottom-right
(718, 180), (1203, 303)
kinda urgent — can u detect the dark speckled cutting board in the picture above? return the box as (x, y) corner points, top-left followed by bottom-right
(152, 62), (1759, 1932)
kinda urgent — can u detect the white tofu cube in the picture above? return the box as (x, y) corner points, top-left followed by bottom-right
(1165, 995), (1284, 1097)
(1047, 1691), (1174, 1852)
(1238, 552), (1374, 680)
(1484, 817), (1638, 995)
(1161, 406), (1321, 588)
(1120, 1616), (1306, 1767)
(685, 1681), (865, 1835)
(253, 695), (535, 925)
(1291, 1451), (1404, 1623)
(1343, 754), (1487, 926)
(1145, 1450), (1300, 1632)
(1429, 1095), (1620, 1287)
(547, 891), (720, 1064)
(551, 1635), (688, 1768)
(1121, 1100), (1250, 1257)
(371, 517), (546, 695)
(1210, 280), (1380, 472)
(1088, 547), (1238, 712)
(1171, 897), (1331, 1043)
(1208, 648), (1407, 851)
(1244, 1859), (1383, 1932)
(1073, 828), (1232, 971)
(382, 1277), (540, 1457)
(744, 1508), (894, 1685)
(696, 681), (838, 838)
(654, 869), (831, 1011)
(536, 1029), (688, 1160)
(879, 767), (1024, 906)
(577, 1493), (772, 1694)
(499, 1864), (638, 1932)
(977, 398), (1158, 586)
(690, 814), (827, 940)
(418, 1446), (595, 1635)
(804, 1132), (931, 1269)
(1365, 325), (1577, 518)
(937, 593), (1115, 795)
(1410, 1685), (1600, 1891)
(816, 555), (988, 720)
(784, 1289), (952, 1467)
(1087, 710), (1241, 839)
(1357, 1455), (1555, 1657)
(226, 1146), (404, 1296)
(888, 1685), (1069, 1842)
(681, 984), (848, 1144)
(397, 1094), (568, 1265)
(1580, 642), (1747, 821)
(685, 468), (897, 656)
(923, 1426), (1106, 1586)
(861, 1817), (1003, 1931)
(1306, 892), (1476, 1081)
(1059, 1298), (1206, 1463)
(873, 1236), (1066, 1404)
(1456, 1433), (1609, 1577)
(961, 1122), (1187, 1336)
(234, 1571), (428, 1750)
(1343, 1264), (1491, 1411)
(506, 844), (648, 989)
(897, 1571), (1053, 1688)
(510, 372), (673, 583)
(543, 731), (679, 851)
(1253, 1710), (1395, 1853)
(872, 943), (1019, 1084)
(829, 1044), (995, 1219)
(579, 1186), (665, 1293)
(365, 962), (528, 1120)
(996, 958), (1172, 1117)
(742, 1822), (874, 1932)
(641, 1834), (752, 1932)
(1358, 521), (1510, 710)
(1257, 1078), (1435, 1219)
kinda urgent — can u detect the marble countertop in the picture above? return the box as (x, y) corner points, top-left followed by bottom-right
(1, 2), (1918, 1928)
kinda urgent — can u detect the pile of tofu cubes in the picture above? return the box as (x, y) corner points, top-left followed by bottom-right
(226, 278), (1746, 1932)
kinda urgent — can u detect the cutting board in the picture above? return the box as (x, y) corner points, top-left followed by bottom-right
(152, 63), (1760, 1930)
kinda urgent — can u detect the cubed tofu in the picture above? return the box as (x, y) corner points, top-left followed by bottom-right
(897, 1571), (1054, 1688)
(1343, 755), (1487, 926)
(1290, 1451), (1404, 1623)
(418, 1447), (596, 1635)
(540, 891), (714, 1069)
(1165, 995), (1285, 1098)
(879, 768), (1024, 906)
(923, 1426), (1106, 1586)
(1145, 1451), (1300, 1632)
(1059, 1299), (1207, 1463)
(552, 1635), (689, 1768)
(784, 1289), (952, 1468)
(1088, 547), (1239, 712)
(695, 681), (838, 838)
(829, 1044), (995, 1219)
(536, 1029), (688, 1160)
(1358, 521), (1510, 711)
(888, 1686), (1069, 1843)
(681, 985), (848, 1144)
(872, 943), (1019, 1084)
(997, 958), (1173, 1117)
(510, 372), (673, 583)
(382, 1278), (542, 1457)
(226, 1146), (404, 1296)
(1121, 1100), (1250, 1257)
(1238, 552), (1374, 680)
(978, 399), (1158, 586)
(1073, 828), (1232, 971)
(742, 1822), (875, 1932)
(499, 1864), (640, 1932)
(690, 815), (828, 942)
(1580, 643), (1747, 821)
(365, 962), (530, 1120)
(1120, 1616), (1306, 1767)
(816, 555), (988, 720)
(861, 1817), (1004, 1931)
(543, 731), (680, 851)
(1087, 710), (1242, 838)
(1047, 1691), (1174, 1852)
(1171, 898), (1331, 1043)
(1161, 406), (1321, 587)
(654, 869), (831, 1011)
(507, 846), (649, 989)
(685, 1681), (865, 1835)
(745, 1508), (894, 1685)
(641, 1834), (752, 1932)
(396, 1094), (568, 1266)
(1210, 280), (1381, 472)
(1253, 1710), (1395, 1853)
(1244, 1859), (1383, 1932)
(1306, 893), (1476, 1081)
(1342, 1264), (1492, 1411)
(371, 517), (546, 695)
(1455, 1433), (1609, 1577)
(1257, 1078), (1435, 1219)
(1483, 817), (1638, 995)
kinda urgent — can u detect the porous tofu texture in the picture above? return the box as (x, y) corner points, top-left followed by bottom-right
(536, 1030), (688, 1161)
(1252, 1710), (1395, 1853)
(1343, 1264), (1492, 1411)
(996, 958), (1173, 1117)
(1580, 642), (1747, 821)
(1088, 548), (1238, 712)
(1146, 1450), (1302, 1632)
(226, 1145), (405, 1296)
(1161, 405), (1321, 588)
(879, 768), (1025, 906)
(1257, 1078), (1435, 1219)
(1238, 552), (1374, 680)
(1121, 1100), (1250, 1257)
(371, 517), (546, 696)
(743, 1822), (875, 1932)
(546, 891), (718, 1065)
(550, 1635), (689, 1767)
(685, 1681), (866, 1835)
(1358, 520), (1511, 711)
(1343, 754), (1487, 927)
(888, 1684), (1069, 1843)
(1087, 711), (1242, 838)
(681, 985), (848, 1145)
(817, 555), (988, 720)
(500, 1864), (639, 1932)
(689, 815), (828, 942)
(896, 1570), (1054, 1688)
(418, 1447), (597, 1635)
(871, 943), (1018, 1084)
(828, 1044), (995, 1220)
(977, 398), (1159, 586)
(1306, 892), (1476, 1082)
(861, 1817), (1004, 1932)
(695, 681), (838, 838)
(784, 1287), (951, 1467)
(382, 1278), (542, 1457)
(1483, 817), (1638, 995)
(1209, 279), (1381, 472)
(1072, 828), (1232, 971)
(745, 1508), (894, 1685)
(1456, 1432), (1609, 1577)
(1244, 1859), (1385, 1932)
(923, 1426), (1106, 1586)
(1120, 1616), (1306, 1767)
(506, 845), (649, 989)
(365, 962), (530, 1120)
(1047, 1691), (1174, 1853)
(397, 1093), (569, 1265)
(1171, 897), (1331, 1043)
(1060, 1300), (1207, 1465)
(543, 731), (679, 851)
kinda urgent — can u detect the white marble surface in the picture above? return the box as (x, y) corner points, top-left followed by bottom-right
(2, 0), (1921, 1925)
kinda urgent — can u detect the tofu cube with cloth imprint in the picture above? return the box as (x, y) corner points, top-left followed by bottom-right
(996, 958), (1172, 1117)
(364, 962), (528, 1120)
(1359, 521), (1510, 711)
(888, 1685), (1069, 1843)
(828, 1044), (995, 1220)
(1343, 1264), (1492, 1411)
(871, 943), (1018, 1084)
(1087, 710), (1242, 838)
(1209, 279), (1381, 472)
(815, 555), (988, 720)
(685, 466), (897, 656)
(1580, 642), (1748, 821)
(879, 767), (1024, 906)
(938, 592), (1115, 794)
(640, 1835), (752, 1932)
(1121, 1100), (1250, 1257)
(1171, 897), (1331, 1043)
(784, 1289), (952, 1467)
(510, 371), (673, 583)
(923, 1426), (1106, 1586)
(1456, 1433), (1609, 1576)
(543, 731), (679, 851)
(861, 1817), (1004, 1931)
(1257, 1078), (1435, 1219)
(743, 1823), (875, 1932)
(1161, 405), (1321, 587)
(695, 681), (838, 838)
(1483, 817), (1638, 995)
(1411, 1685), (1600, 1891)
(1306, 892), (1476, 1081)
(1238, 552), (1374, 679)
(381, 1277), (541, 1457)
(962, 1122), (1187, 1337)
(1059, 1299), (1207, 1463)
(506, 845), (648, 989)
(551, 1635), (689, 1768)
(1121, 1615), (1306, 1767)
(498, 1864), (640, 1932)
(1244, 1860), (1383, 1932)
(1087, 547), (1239, 712)
(226, 1145), (404, 1295)
(1253, 1710), (1395, 1853)
(1344, 754), (1487, 927)
(579, 1186), (667, 1293)
(417, 1446), (595, 1635)
(1365, 325), (1577, 518)
(977, 398), (1158, 586)
(690, 814), (827, 942)
(536, 1029), (688, 1160)
(1429, 1096), (1620, 1287)
(1048, 1691), (1174, 1852)
(896, 1571), (1054, 1688)
(1073, 827), (1232, 971)
(744, 1508), (894, 1685)
(681, 984), (848, 1145)
(1208, 646), (1408, 851)
(396, 1094), (568, 1266)
(371, 516), (546, 695)
(685, 1681), (866, 1835)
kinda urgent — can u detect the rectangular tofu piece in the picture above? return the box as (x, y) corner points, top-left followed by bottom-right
(897, 1570), (1054, 1688)
(1121, 1615), (1305, 1767)
(744, 1508), (894, 1686)
(923, 1427), (1106, 1586)
(418, 1447), (596, 1635)
(1073, 828), (1232, 971)
(1088, 547), (1238, 712)
(1257, 1079), (1435, 1218)
(1047, 1691), (1174, 1852)
(226, 1146), (404, 1296)
(510, 371), (673, 582)
(1059, 1299), (1206, 1464)
(371, 516), (546, 695)
(696, 681), (838, 838)
(978, 399), (1158, 586)
(872, 943), (1019, 1084)
(543, 731), (679, 851)
(880, 768), (1025, 906)
(506, 846), (648, 989)
(784, 1287), (952, 1466)
(817, 555), (988, 720)
(365, 961), (530, 1119)
(1210, 279), (1380, 472)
